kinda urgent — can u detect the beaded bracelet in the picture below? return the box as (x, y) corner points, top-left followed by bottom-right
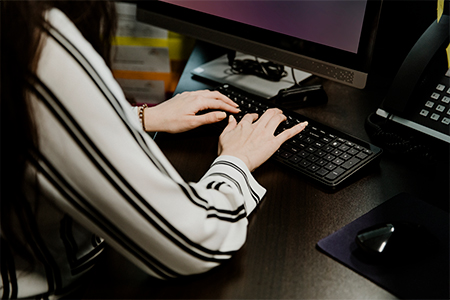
(138, 104), (148, 131)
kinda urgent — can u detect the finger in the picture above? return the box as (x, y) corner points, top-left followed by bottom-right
(253, 108), (285, 130)
(194, 97), (240, 115)
(195, 90), (239, 108)
(222, 115), (238, 134)
(208, 99), (241, 113)
(210, 90), (239, 107)
(239, 113), (259, 124)
(255, 108), (283, 124)
(265, 111), (287, 130)
(276, 121), (308, 142)
(195, 111), (228, 126)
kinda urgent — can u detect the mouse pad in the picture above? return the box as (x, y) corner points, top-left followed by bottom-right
(317, 192), (449, 299)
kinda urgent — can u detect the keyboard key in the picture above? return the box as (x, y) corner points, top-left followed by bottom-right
(308, 164), (320, 172)
(342, 157), (361, 169)
(347, 148), (359, 155)
(316, 168), (329, 177)
(324, 163), (336, 171)
(321, 136), (333, 143)
(324, 154), (335, 161)
(289, 155), (302, 164)
(307, 155), (320, 163)
(303, 137), (315, 144)
(306, 146), (317, 153)
(324, 145), (335, 152)
(300, 160), (312, 168)
(356, 152), (368, 160)
(317, 159), (327, 166)
(362, 149), (373, 155)
(330, 141), (341, 147)
(331, 149), (343, 156)
(298, 150), (310, 158)
(282, 144), (299, 154)
(316, 150), (327, 157)
(338, 144), (350, 152)
(340, 153), (351, 160)
(332, 158), (345, 165)
(280, 151), (293, 159)
(325, 167), (345, 180)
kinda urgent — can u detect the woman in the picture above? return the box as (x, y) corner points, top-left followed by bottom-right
(1, 1), (307, 298)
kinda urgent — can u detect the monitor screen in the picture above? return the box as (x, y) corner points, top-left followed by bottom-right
(136, 0), (383, 89)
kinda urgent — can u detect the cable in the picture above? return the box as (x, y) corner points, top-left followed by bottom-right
(365, 113), (443, 165)
(291, 67), (299, 86)
(227, 51), (287, 82)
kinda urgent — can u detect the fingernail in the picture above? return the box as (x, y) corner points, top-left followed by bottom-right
(301, 121), (308, 127)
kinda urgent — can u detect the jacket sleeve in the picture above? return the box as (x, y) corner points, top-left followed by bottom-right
(31, 8), (266, 279)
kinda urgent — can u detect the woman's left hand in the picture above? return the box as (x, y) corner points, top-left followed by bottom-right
(142, 90), (240, 133)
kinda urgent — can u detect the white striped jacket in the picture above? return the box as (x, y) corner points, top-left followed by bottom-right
(1, 9), (265, 299)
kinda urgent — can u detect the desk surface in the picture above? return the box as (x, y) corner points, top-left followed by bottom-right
(82, 42), (449, 299)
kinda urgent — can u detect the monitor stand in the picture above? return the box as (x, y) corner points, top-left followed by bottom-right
(190, 52), (312, 99)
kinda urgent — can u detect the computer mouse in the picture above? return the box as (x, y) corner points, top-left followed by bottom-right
(355, 221), (439, 261)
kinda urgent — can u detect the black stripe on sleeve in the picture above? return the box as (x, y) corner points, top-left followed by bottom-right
(203, 172), (244, 196)
(210, 160), (261, 204)
(214, 182), (225, 190)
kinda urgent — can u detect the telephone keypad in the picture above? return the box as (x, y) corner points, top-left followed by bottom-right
(420, 80), (450, 128)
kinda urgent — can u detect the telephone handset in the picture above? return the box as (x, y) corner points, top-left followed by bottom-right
(376, 15), (450, 144)
(382, 15), (448, 115)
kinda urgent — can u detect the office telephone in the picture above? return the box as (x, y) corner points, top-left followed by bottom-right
(370, 15), (450, 151)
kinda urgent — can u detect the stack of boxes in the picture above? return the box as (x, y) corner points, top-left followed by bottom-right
(112, 2), (194, 106)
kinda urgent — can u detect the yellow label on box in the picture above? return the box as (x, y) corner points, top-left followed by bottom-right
(113, 36), (169, 48)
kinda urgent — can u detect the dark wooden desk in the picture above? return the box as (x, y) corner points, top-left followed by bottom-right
(82, 42), (449, 299)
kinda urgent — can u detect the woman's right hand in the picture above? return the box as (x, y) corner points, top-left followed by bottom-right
(218, 108), (308, 172)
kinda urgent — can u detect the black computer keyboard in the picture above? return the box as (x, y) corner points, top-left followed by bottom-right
(215, 84), (383, 189)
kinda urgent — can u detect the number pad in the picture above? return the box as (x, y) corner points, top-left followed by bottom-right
(419, 83), (450, 127)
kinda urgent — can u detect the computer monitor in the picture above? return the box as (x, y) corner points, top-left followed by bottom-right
(136, 0), (383, 89)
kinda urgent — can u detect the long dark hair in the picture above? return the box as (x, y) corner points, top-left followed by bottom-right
(1, 0), (117, 263)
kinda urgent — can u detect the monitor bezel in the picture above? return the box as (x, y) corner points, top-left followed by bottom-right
(136, 0), (383, 89)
